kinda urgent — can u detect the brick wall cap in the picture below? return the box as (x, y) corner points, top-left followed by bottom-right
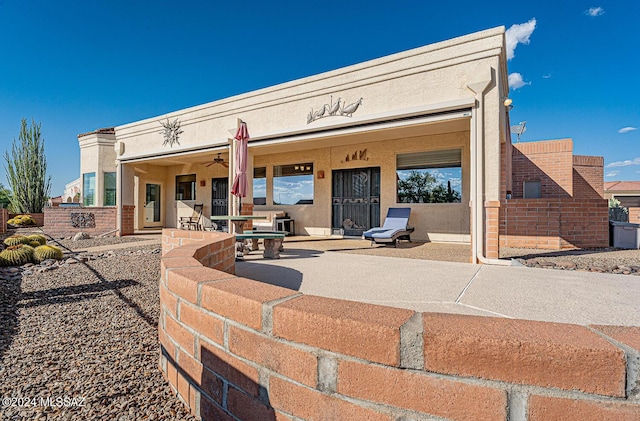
(202, 277), (298, 304)
(276, 295), (415, 328)
(424, 313), (623, 350)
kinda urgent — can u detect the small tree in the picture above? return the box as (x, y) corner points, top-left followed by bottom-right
(3, 119), (52, 213)
(397, 170), (436, 203)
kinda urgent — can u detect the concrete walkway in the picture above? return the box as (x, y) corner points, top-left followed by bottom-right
(236, 247), (640, 326)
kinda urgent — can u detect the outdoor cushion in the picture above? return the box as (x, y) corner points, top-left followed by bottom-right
(363, 208), (413, 244)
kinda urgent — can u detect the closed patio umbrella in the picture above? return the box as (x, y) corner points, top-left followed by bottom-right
(230, 121), (249, 217)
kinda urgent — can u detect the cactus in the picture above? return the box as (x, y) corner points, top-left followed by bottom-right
(0, 244), (34, 266)
(29, 240), (41, 247)
(27, 234), (47, 245)
(33, 244), (63, 263)
(7, 214), (36, 225)
(0, 255), (9, 267)
(3, 234), (30, 246)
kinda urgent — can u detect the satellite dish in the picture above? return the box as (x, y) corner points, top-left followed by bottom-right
(510, 121), (527, 142)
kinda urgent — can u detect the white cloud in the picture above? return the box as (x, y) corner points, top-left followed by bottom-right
(606, 157), (640, 168)
(505, 18), (537, 60)
(605, 171), (619, 177)
(508, 73), (531, 90)
(542, 73), (552, 79)
(618, 127), (637, 134)
(585, 7), (605, 17)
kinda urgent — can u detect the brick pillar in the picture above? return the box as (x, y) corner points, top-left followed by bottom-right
(629, 207), (640, 223)
(484, 201), (500, 259)
(119, 205), (135, 236)
(0, 208), (7, 234)
(240, 202), (254, 230)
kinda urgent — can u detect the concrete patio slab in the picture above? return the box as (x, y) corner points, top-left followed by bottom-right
(460, 265), (640, 326)
(236, 246), (640, 326)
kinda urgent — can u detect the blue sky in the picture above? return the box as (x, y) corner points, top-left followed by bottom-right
(1, 1), (638, 195)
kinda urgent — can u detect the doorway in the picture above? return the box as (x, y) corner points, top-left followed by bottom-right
(332, 167), (380, 236)
(211, 177), (229, 230)
(144, 183), (162, 227)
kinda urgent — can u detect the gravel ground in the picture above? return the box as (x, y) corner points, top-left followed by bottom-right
(501, 247), (640, 274)
(0, 243), (195, 421)
(284, 237), (472, 263)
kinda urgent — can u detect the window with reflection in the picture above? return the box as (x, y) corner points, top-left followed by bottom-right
(273, 163), (314, 205)
(253, 167), (266, 205)
(175, 174), (196, 200)
(396, 150), (462, 203)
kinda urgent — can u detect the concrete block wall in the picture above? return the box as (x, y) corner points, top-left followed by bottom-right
(511, 139), (574, 198)
(43, 207), (117, 238)
(159, 230), (640, 420)
(573, 155), (605, 199)
(500, 198), (609, 249)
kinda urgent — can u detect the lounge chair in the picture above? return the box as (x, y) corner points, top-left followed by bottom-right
(180, 204), (204, 230)
(363, 208), (414, 247)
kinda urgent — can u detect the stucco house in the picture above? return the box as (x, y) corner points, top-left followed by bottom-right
(63, 26), (607, 262)
(605, 181), (640, 223)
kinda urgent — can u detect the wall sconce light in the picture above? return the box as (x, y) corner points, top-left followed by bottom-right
(317, 170), (325, 179)
(200, 180), (206, 187)
(503, 97), (513, 111)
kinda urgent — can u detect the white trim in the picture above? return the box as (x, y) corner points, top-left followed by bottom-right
(118, 143), (229, 163)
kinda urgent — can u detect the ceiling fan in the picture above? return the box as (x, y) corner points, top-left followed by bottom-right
(204, 153), (229, 168)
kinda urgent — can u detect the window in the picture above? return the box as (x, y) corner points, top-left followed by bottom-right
(273, 163), (313, 205)
(396, 150), (462, 203)
(175, 174), (196, 200)
(83, 172), (96, 206)
(253, 167), (266, 205)
(104, 172), (116, 206)
(523, 180), (541, 198)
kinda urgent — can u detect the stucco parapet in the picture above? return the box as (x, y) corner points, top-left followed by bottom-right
(113, 27), (505, 136)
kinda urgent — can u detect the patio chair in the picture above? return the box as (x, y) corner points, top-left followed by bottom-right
(180, 204), (204, 230)
(363, 207), (414, 247)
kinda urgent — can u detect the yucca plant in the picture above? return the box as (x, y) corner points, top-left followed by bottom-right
(3, 119), (51, 213)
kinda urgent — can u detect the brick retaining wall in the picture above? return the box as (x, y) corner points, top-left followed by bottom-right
(159, 229), (640, 420)
(43, 207), (117, 238)
(0, 209), (7, 234)
(8, 212), (45, 226)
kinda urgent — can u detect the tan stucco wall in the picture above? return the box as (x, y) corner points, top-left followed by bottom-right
(252, 130), (471, 241)
(113, 27), (505, 162)
(79, 132), (116, 206)
(84, 26), (509, 243)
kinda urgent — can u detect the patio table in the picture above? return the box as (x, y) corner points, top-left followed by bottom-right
(209, 215), (267, 259)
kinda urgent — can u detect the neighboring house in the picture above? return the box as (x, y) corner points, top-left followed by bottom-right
(63, 177), (81, 203)
(605, 181), (640, 223)
(47, 195), (63, 207)
(74, 26), (608, 261)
